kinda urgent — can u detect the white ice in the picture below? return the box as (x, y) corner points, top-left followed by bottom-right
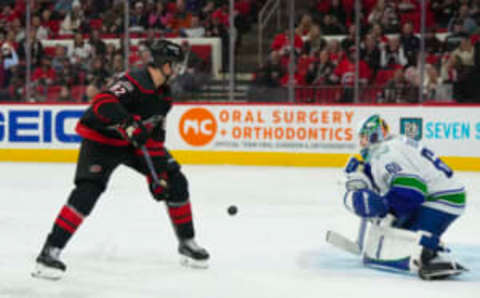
(0, 163), (479, 298)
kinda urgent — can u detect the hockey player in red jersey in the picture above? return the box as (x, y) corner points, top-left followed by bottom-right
(32, 40), (209, 280)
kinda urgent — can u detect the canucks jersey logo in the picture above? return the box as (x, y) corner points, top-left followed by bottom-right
(400, 118), (423, 141)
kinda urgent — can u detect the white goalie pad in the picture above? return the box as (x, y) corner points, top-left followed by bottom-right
(363, 215), (428, 273)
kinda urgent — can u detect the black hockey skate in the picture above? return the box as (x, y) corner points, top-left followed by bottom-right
(178, 239), (209, 269)
(31, 243), (66, 280)
(417, 249), (467, 280)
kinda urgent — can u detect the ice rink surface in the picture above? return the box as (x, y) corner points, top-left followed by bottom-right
(0, 162), (479, 298)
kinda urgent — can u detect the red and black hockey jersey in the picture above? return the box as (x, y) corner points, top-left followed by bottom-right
(76, 68), (172, 147)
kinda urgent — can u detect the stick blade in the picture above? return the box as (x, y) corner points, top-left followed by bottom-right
(326, 230), (362, 255)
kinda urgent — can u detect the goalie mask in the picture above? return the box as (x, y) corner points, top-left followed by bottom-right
(358, 115), (389, 160)
(148, 40), (185, 81)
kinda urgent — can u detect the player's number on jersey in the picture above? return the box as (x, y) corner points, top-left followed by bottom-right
(421, 148), (453, 178)
(110, 83), (127, 97)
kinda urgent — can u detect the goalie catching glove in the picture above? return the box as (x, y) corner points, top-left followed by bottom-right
(343, 157), (388, 218)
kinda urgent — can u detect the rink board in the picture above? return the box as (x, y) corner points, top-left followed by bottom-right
(0, 103), (480, 171)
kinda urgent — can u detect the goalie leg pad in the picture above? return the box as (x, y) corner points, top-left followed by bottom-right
(362, 216), (433, 273)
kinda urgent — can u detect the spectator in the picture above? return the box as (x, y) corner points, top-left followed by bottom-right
(59, 1), (84, 34)
(5, 30), (18, 52)
(211, 3), (229, 27)
(0, 5), (19, 27)
(255, 51), (285, 88)
(326, 38), (343, 66)
(10, 18), (24, 42)
(327, 0), (347, 25)
(449, 32), (475, 69)
(142, 28), (158, 49)
(0, 52), (5, 89)
(370, 23), (389, 48)
(397, 0), (417, 13)
(425, 27), (444, 56)
(271, 29), (304, 56)
(361, 34), (381, 78)
(321, 14), (345, 35)
(32, 14), (49, 40)
(382, 0), (401, 33)
(1, 42), (18, 86)
(56, 58), (80, 86)
(201, 1), (216, 20)
(87, 56), (110, 86)
(432, 0), (457, 28)
(330, 46), (371, 102)
(83, 83), (100, 102)
(32, 57), (56, 86)
(54, 0), (74, 19)
(302, 25), (326, 55)
(296, 14), (314, 38)
(147, 1), (171, 30)
(445, 20), (468, 52)
(424, 64), (451, 101)
(134, 44), (153, 68)
(181, 14), (205, 38)
(103, 5), (123, 34)
(382, 67), (418, 103)
(381, 36), (407, 69)
(83, 0), (105, 19)
(446, 31), (480, 102)
(472, 0), (480, 25)
(130, 1), (148, 32)
(305, 49), (335, 85)
(368, 0), (385, 25)
(109, 53), (124, 76)
(341, 24), (357, 51)
(448, 4), (477, 34)
(68, 33), (93, 66)
(400, 21), (420, 65)
(18, 29), (44, 67)
(170, 0), (194, 31)
(104, 43), (118, 66)
(41, 9), (57, 37)
(51, 45), (68, 73)
(89, 29), (107, 58)
(57, 85), (71, 102)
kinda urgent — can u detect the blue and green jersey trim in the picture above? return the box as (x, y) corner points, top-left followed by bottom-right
(390, 174), (428, 196)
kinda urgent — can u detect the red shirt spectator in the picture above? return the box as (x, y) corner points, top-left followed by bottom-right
(271, 30), (303, 54)
(235, 0), (251, 16)
(32, 58), (57, 84)
(211, 6), (229, 27)
(332, 50), (371, 86)
(0, 5), (20, 24)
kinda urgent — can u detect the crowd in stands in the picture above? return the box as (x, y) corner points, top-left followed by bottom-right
(253, 0), (480, 103)
(0, 0), (260, 102)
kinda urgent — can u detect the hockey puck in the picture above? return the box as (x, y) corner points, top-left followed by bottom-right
(227, 205), (238, 216)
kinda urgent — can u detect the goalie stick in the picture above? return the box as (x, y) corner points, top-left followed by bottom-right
(325, 218), (367, 256)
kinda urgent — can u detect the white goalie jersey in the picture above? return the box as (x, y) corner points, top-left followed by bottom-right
(367, 135), (466, 216)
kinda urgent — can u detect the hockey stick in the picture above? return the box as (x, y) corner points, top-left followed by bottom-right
(325, 218), (368, 256)
(140, 145), (168, 189)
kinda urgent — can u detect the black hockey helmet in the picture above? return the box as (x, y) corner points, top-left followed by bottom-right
(149, 39), (185, 70)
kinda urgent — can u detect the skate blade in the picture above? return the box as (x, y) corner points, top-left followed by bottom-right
(419, 268), (466, 280)
(31, 263), (65, 281)
(180, 256), (209, 269)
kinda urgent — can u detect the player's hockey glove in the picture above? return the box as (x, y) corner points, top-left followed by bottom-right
(344, 188), (388, 218)
(119, 116), (150, 147)
(149, 172), (170, 201)
(344, 157), (373, 191)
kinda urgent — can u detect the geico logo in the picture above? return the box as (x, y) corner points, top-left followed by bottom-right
(179, 108), (217, 146)
(0, 109), (83, 143)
